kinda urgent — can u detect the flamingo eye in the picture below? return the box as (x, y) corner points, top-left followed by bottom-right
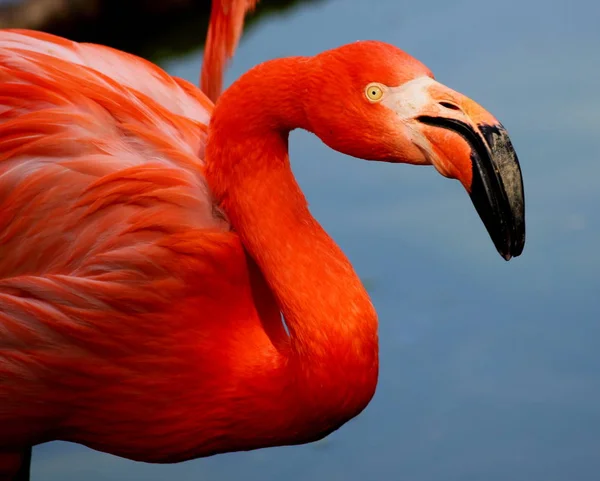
(365, 83), (384, 102)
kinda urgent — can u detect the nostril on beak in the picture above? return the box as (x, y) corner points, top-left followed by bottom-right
(439, 101), (461, 111)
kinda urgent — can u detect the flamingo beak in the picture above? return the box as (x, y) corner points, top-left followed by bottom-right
(418, 114), (525, 260)
(393, 78), (526, 261)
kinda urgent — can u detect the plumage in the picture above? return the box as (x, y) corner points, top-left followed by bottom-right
(201, 0), (259, 102)
(0, 28), (241, 478)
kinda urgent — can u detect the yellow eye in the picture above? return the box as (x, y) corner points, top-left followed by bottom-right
(365, 83), (384, 102)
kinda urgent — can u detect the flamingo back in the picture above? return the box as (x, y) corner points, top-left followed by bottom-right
(0, 10), (264, 467)
(0, 29), (230, 279)
(0, 33), (242, 430)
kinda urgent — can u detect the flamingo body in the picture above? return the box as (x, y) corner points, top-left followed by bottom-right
(0, 29), (382, 480)
(0, 28), (311, 474)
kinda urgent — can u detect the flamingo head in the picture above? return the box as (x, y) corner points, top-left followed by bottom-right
(305, 41), (525, 260)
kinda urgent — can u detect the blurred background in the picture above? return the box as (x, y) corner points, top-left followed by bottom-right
(11, 0), (599, 479)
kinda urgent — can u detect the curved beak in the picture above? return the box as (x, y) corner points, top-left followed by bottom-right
(395, 78), (526, 260)
(418, 115), (525, 260)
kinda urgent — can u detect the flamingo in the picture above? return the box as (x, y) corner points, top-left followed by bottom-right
(0, 1), (525, 479)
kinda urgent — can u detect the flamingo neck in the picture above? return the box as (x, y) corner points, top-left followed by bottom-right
(205, 57), (379, 421)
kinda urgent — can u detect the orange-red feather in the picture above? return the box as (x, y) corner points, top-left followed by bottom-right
(201, 0), (259, 102)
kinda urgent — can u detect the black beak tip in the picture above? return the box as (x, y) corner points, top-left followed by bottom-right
(498, 227), (526, 261)
(471, 123), (526, 263)
(493, 234), (524, 262)
(416, 116), (526, 262)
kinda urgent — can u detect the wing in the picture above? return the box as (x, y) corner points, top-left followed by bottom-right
(0, 29), (230, 278)
(200, 0), (259, 102)
(0, 30), (277, 453)
(0, 30), (246, 437)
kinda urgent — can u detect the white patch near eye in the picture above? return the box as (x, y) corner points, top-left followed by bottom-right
(379, 76), (443, 166)
(381, 76), (437, 121)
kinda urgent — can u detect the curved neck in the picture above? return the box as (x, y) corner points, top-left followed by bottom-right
(205, 57), (378, 417)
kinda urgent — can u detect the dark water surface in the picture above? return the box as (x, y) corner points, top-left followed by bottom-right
(33, 0), (600, 479)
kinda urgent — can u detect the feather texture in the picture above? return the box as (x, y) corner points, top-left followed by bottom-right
(0, 29), (229, 279)
(0, 30), (263, 456)
(201, 0), (259, 102)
